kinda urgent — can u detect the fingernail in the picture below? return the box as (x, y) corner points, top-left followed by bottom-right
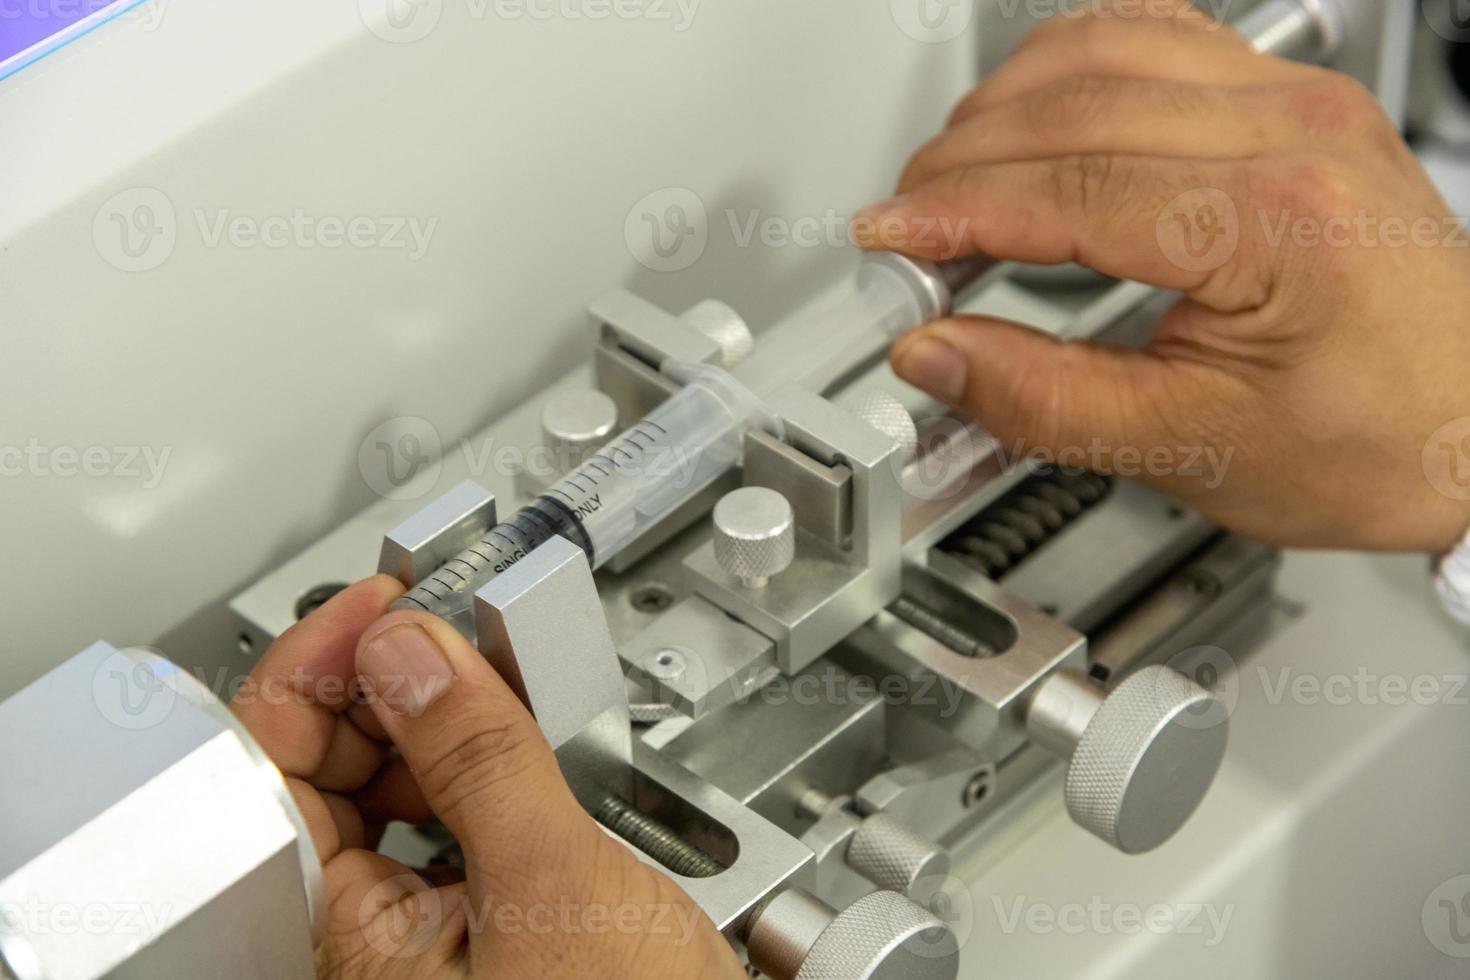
(359, 623), (455, 717)
(895, 336), (968, 403)
(852, 194), (909, 228)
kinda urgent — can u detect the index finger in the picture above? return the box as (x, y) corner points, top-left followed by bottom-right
(853, 154), (1270, 315)
(232, 574), (405, 779)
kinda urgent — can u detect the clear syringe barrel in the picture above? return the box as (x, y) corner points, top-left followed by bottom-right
(733, 252), (993, 396)
(393, 253), (988, 624)
(392, 362), (781, 621)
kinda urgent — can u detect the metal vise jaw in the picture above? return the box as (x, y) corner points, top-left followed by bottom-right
(473, 536), (634, 811)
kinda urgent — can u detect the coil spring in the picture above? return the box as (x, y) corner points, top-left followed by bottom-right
(942, 470), (1112, 579)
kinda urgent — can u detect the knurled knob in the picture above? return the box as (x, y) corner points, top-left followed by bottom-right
(711, 487), (795, 589)
(681, 299), (754, 369)
(855, 391), (919, 461)
(540, 389), (618, 469)
(797, 890), (959, 980)
(1031, 665), (1228, 855)
(846, 813), (950, 899)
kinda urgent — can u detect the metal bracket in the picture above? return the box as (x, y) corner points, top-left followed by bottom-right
(622, 742), (815, 938)
(855, 748), (996, 844)
(472, 537), (632, 810)
(376, 480), (497, 588)
(842, 561), (1086, 758)
(618, 596), (778, 719)
(589, 288), (721, 424)
(683, 386), (904, 675)
(656, 659), (887, 833)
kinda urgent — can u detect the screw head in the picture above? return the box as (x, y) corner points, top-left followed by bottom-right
(641, 648), (687, 681)
(712, 487), (796, 589)
(961, 771), (990, 809)
(854, 390), (919, 461)
(541, 389), (618, 467)
(681, 299), (754, 368)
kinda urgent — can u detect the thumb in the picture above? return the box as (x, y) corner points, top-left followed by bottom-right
(892, 315), (1196, 469)
(354, 610), (586, 889)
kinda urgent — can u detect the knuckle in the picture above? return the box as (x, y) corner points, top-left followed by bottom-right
(1247, 159), (1355, 222)
(1050, 153), (1128, 219)
(1151, 79), (1210, 121)
(998, 350), (1066, 449)
(947, 165), (993, 210)
(1023, 76), (1112, 139)
(1242, 165), (1293, 216)
(1281, 161), (1357, 220)
(417, 719), (544, 816)
(1287, 75), (1381, 134)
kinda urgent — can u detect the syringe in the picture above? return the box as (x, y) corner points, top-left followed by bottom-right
(392, 252), (993, 623)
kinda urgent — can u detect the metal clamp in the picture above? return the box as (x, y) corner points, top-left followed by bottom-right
(685, 385), (906, 675)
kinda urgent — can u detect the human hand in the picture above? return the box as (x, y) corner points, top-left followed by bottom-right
(231, 576), (744, 980)
(855, 0), (1470, 553)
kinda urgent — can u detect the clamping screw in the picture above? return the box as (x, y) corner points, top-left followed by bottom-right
(540, 389), (618, 469)
(854, 390), (919, 462)
(712, 487), (796, 589)
(681, 299), (754, 369)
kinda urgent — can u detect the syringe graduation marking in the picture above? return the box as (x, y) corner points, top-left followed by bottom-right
(404, 425), (651, 608)
(394, 381), (729, 618)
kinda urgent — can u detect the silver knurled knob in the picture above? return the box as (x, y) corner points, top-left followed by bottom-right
(540, 389), (618, 469)
(855, 391), (919, 461)
(799, 890), (958, 980)
(711, 486), (795, 589)
(680, 299), (754, 369)
(846, 813), (950, 898)
(1026, 665), (1228, 855)
(745, 889), (959, 980)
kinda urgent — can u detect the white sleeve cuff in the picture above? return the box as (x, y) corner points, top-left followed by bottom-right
(1435, 524), (1470, 626)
